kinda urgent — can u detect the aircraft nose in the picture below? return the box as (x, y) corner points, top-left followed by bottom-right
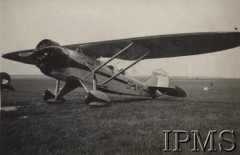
(35, 47), (68, 74)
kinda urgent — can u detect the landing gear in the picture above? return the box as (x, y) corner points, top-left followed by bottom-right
(85, 73), (110, 107)
(81, 63), (111, 106)
(43, 89), (66, 104)
(85, 90), (110, 107)
(42, 79), (80, 104)
(151, 94), (157, 99)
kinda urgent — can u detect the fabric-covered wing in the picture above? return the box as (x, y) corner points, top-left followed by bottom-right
(65, 32), (240, 60)
(2, 49), (36, 64)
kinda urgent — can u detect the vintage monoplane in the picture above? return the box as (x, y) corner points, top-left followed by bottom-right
(2, 32), (240, 106)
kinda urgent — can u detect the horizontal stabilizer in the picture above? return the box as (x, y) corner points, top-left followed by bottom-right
(151, 86), (187, 97)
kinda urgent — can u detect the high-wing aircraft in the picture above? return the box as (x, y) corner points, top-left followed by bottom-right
(2, 32), (240, 106)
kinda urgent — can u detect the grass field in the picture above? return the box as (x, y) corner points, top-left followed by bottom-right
(1, 78), (240, 154)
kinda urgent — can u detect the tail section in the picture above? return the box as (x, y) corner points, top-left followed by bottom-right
(145, 69), (169, 87)
(145, 69), (186, 97)
(154, 86), (187, 97)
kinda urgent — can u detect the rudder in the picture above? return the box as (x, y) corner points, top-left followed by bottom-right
(145, 69), (169, 87)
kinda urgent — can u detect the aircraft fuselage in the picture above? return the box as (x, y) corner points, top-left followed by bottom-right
(36, 46), (155, 97)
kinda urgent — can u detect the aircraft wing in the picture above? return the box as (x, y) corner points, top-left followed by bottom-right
(65, 32), (240, 60)
(3, 32), (240, 64)
(2, 49), (36, 65)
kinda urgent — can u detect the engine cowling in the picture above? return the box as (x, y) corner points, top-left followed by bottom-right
(36, 39), (60, 50)
(35, 40), (67, 74)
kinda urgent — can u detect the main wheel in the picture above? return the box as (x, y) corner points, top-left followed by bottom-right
(84, 90), (110, 107)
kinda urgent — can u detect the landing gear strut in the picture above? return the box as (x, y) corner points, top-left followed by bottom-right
(85, 90), (110, 107)
(43, 80), (66, 104)
(82, 43), (135, 107)
(84, 73), (110, 107)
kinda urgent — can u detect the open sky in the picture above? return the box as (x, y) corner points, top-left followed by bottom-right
(1, 0), (240, 78)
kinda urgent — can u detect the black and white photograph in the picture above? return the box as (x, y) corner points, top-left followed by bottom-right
(1, 0), (240, 154)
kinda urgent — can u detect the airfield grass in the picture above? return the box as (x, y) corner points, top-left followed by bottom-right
(1, 78), (240, 154)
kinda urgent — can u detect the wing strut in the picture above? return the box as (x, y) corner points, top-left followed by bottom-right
(83, 42), (133, 79)
(55, 80), (61, 96)
(101, 52), (150, 85)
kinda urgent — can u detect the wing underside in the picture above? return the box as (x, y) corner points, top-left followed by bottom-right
(65, 32), (240, 60)
(2, 49), (36, 64)
(2, 32), (240, 64)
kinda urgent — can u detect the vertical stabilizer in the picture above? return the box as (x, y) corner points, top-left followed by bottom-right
(145, 69), (169, 87)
